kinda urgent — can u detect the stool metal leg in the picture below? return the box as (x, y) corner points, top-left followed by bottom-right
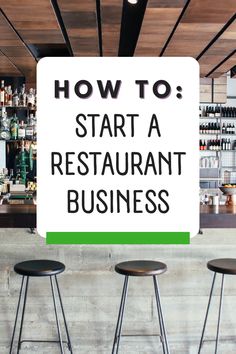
(112, 275), (129, 354)
(198, 272), (217, 354)
(153, 276), (170, 354)
(153, 276), (166, 354)
(215, 274), (224, 354)
(50, 276), (65, 354)
(17, 276), (29, 354)
(55, 275), (73, 353)
(9, 276), (25, 354)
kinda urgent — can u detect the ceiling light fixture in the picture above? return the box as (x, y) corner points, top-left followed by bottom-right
(128, 0), (138, 4)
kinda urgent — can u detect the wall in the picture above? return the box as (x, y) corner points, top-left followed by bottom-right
(1, 229), (236, 353)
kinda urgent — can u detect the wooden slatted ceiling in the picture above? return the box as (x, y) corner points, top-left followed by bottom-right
(0, 11), (35, 79)
(57, 0), (99, 56)
(0, 52), (20, 76)
(0, 0), (64, 44)
(0, 0), (234, 79)
(135, 0), (187, 56)
(0, 0), (66, 81)
(101, 0), (123, 56)
(199, 20), (236, 77)
(163, 0), (236, 59)
(209, 52), (236, 78)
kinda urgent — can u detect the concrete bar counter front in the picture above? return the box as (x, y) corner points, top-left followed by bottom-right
(0, 229), (236, 354)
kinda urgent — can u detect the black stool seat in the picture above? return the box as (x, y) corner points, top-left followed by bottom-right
(115, 260), (167, 276)
(14, 259), (65, 277)
(207, 258), (236, 275)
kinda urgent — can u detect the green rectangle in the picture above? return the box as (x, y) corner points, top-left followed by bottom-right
(46, 232), (190, 245)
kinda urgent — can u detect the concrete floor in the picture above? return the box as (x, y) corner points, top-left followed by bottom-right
(0, 228), (236, 353)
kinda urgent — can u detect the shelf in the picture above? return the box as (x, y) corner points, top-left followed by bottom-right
(199, 133), (221, 135)
(200, 116), (236, 119)
(221, 134), (236, 136)
(0, 139), (36, 142)
(221, 166), (236, 168)
(199, 133), (236, 136)
(200, 150), (236, 152)
(0, 106), (36, 110)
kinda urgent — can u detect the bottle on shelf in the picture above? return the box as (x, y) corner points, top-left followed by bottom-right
(215, 106), (221, 117)
(10, 114), (18, 140)
(19, 84), (27, 106)
(7, 86), (12, 106)
(0, 108), (10, 140)
(27, 88), (35, 109)
(25, 114), (34, 140)
(18, 120), (26, 140)
(0, 80), (5, 106)
(12, 89), (19, 107)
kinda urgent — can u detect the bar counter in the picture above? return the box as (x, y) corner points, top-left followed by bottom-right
(0, 204), (36, 228)
(0, 204), (235, 229)
(200, 205), (236, 228)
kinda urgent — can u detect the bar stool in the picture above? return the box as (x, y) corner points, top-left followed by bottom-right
(198, 258), (236, 354)
(112, 260), (170, 354)
(9, 259), (73, 354)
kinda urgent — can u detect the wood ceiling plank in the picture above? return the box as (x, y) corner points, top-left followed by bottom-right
(101, 0), (123, 56)
(163, 0), (236, 58)
(135, 1), (187, 56)
(57, 0), (99, 56)
(0, 0), (65, 45)
(0, 11), (36, 81)
(0, 55), (21, 76)
(199, 20), (236, 77)
(208, 52), (236, 78)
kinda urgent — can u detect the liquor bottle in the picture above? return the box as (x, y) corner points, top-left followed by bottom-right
(0, 108), (11, 140)
(18, 121), (26, 140)
(12, 89), (19, 107)
(4, 86), (8, 106)
(232, 123), (235, 135)
(25, 114), (34, 140)
(32, 113), (37, 140)
(0, 80), (5, 106)
(19, 84), (26, 106)
(7, 86), (12, 106)
(10, 114), (18, 140)
(27, 88), (35, 109)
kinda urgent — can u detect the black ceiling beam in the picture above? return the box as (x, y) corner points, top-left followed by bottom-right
(51, 0), (74, 57)
(96, 0), (103, 56)
(118, 0), (148, 57)
(231, 65), (236, 78)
